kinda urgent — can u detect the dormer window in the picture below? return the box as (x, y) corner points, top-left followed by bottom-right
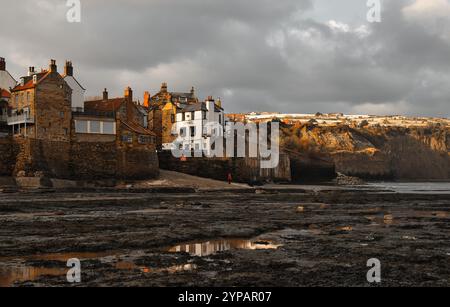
(33, 75), (38, 84)
(20, 78), (25, 86)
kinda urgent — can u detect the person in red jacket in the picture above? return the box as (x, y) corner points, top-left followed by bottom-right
(227, 172), (233, 185)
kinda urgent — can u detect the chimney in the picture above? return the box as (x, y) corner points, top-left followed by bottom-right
(143, 91), (151, 107)
(161, 82), (168, 93)
(190, 86), (195, 96)
(49, 59), (57, 73)
(103, 88), (108, 101)
(124, 86), (133, 102)
(64, 61), (73, 76)
(0, 58), (5, 71)
(216, 97), (222, 108)
(28, 67), (36, 76)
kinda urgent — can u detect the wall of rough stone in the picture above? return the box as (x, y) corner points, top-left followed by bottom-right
(0, 137), (16, 176)
(117, 147), (159, 179)
(2, 137), (159, 180)
(158, 151), (291, 183)
(69, 141), (118, 179)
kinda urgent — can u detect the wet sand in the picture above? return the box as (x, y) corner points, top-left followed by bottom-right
(1, 187), (450, 287)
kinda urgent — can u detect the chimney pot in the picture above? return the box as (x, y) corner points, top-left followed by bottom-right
(124, 86), (133, 102)
(49, 59), (57, 73)
(143, 91), (151, 107)
(0, 57), (5, 71)
(28, 67), (36, 76)
(161, 82), (168, 92)
(64, 60), (73, 76)
(103, 88), (108, 101)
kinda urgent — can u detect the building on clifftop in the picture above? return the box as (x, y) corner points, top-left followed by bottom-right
(146, 82), (198, 150)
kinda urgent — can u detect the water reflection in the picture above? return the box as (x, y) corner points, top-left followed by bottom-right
(0, 251), (197, 287)
(168, 239), (281, 257)
(0, 266), (66, 287)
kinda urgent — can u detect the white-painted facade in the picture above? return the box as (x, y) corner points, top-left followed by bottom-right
(0, 70), (17, 92)
(168, 99), (225, 155)
(64, 75), (85, 110)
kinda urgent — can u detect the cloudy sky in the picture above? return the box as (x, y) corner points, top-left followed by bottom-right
(1, 0), (450, 117)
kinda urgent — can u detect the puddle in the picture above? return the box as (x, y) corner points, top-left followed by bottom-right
(168, 238), (282, 257)
(0, 251), (196, 287)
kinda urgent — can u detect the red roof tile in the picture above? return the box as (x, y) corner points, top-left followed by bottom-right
(84, 98), (126, 112)
(0, 89), (11, 98)
(11, 72), (49, 92)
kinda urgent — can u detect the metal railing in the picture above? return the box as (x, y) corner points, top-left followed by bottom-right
(7, 114), (35, 125)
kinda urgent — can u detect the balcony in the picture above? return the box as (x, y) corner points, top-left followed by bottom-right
(0, 114), (7, 124)
(7, 114), (35, 125)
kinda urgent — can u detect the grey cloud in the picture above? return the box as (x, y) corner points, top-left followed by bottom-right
(0, 0), (449, 117)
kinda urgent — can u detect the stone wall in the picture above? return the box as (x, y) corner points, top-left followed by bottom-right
(0, 137), (15, 176)
(158, 151), (291, 183)
(0, 137), (159, 180)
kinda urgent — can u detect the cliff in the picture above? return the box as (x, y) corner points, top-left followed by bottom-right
(281, 123), (450, 180)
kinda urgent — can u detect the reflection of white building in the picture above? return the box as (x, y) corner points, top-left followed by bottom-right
(172, 96), (225, 156)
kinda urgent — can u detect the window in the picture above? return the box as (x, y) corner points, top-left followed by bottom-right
(60, 111), (65, 118)
(190, 126), (195, 137)
(103, 122), (115, 135)
(182, 113), (186, 121)
(75, 120), (88, 133)
(195, 143), (200, 150)
(219, 115), (222, 124)
(90, 121), (101, 134)
(191, 112), (195, 120)
(121, 135), (133, 143)
(64, 128), (68, 135)
(138, 135), (152, 144)
(27, 92), (30, 103)
(180, 127), (186, 137)
(202, 111), (206, 120)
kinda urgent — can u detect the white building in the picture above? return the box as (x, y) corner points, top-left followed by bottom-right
(171, 96), (225, 156)
(0, 57), (17, 91)
(62, 61), (86, 111)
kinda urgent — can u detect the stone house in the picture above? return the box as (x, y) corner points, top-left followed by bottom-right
(9, 60), (72, 141)
(146, 82), (198, 150)
(0, 59), (159, 180)
(83, 87), (156, 147)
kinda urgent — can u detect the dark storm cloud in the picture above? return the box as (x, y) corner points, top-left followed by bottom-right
(0, 0), (449, 116)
